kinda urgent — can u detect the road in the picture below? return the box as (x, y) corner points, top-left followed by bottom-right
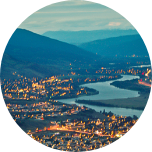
(28, 125), (110, 137)
(138, 81), (151, 87)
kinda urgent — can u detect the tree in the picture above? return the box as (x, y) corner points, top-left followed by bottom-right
(102, 109), (105, 114)
(107, 111), (113, 117)
(86, 140), (91, 145)
(125, 116), (132, 122)
(133, 115), (138, 120)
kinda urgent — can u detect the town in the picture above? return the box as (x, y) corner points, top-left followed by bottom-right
(1, 1), (152, 151)
(1, 64), (151, 151)
(1, 65), (151, 101)
(6, 100), (137, 151)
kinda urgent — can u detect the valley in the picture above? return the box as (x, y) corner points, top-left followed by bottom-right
(1, 28), (151, 152)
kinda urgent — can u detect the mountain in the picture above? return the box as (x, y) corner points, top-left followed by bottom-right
(79, 35), (149, 57)
(42, 29), (138, 44)
(4, 28), (99, 64)
(1, 53), (66, 79)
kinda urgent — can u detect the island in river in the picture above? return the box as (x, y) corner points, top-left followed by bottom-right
(76, 79), (151, 110)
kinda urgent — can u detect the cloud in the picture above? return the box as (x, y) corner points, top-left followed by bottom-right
(25, 21), (38, 24)
(18, 0), (134, 34)
(108, 22), (121, 26)
(51, 0), (94, 7)
(35, 10), (106, 14)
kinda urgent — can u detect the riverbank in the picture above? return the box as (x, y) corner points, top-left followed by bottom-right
(110, 78), (151, 93)
(75, 92), (149, 110)
(75, 78), (151, 110)
(52, 87), (99, 100)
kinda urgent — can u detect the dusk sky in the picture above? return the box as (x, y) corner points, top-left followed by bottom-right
(18, 0), (135, 34)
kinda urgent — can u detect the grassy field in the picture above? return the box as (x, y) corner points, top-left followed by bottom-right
(76, 92), (149, 110)
(95, 92), (149, 110)
(4, 99), (46, 105)
(18, 119), (51, 132)
(98, 79), (151, 110)
(76, 79), (151, 110)
(111, 79), (151, 93)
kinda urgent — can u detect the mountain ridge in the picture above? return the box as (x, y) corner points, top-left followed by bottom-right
(43, 29), (138, 44)
(1, 53), (67, 79)
(78, 34), (149, 57)
(4, 28), (98, 64)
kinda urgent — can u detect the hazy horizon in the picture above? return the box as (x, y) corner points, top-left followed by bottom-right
(18, 0), (135, 34)
(18, 27), (137, 34)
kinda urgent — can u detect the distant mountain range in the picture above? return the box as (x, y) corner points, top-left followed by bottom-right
(4, 28), (97, 64)
(1, 28), (150, 80)
(1, 28), (98, 79)
(43, 29), (138, 44)
(79, 35), (149, 57)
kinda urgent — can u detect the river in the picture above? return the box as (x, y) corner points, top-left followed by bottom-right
(130, 64), (151, 68)
(58, 75), (144, 117)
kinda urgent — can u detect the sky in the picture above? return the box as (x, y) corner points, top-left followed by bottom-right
(18, 0), (135, 34)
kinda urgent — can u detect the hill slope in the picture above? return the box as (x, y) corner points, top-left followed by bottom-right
(79, 35), (149, 57)
(4, 28), (97, 65)
(1, 53), (66, 79)
(43, 29), (138, 44)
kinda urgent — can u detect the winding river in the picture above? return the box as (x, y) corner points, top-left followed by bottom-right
(58, 75), (144, 117)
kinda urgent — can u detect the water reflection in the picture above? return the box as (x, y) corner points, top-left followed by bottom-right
(58, 75), (143, 117)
